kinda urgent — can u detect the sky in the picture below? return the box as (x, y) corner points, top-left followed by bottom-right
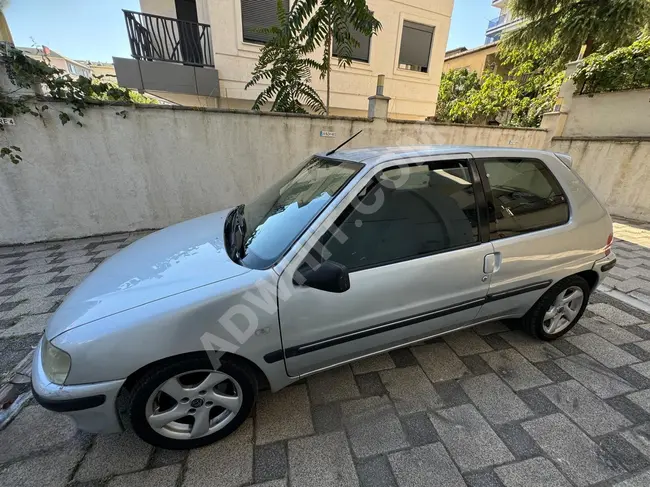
(5, 0), (497, 62)
(5, 0), (140, 62)
(447, 0), (499, 51)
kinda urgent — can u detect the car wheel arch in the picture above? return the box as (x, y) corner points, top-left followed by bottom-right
(120, 351), (270, 397)
(576, 269), (599, 291)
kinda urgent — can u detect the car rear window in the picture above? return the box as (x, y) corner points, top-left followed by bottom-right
(481, 158), (569, 239)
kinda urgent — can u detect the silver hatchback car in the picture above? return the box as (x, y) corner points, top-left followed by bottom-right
(32, 145), (616, 449)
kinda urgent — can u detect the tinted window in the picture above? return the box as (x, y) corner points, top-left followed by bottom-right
(483, 159), (569, 239)
(323, 161), (479, 271)
(239, 157), (361, 269)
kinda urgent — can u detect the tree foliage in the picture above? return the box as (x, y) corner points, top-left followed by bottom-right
(436, 69), (518, 125)
(439, 1), (650, 128)
(247, 0), (380, 114)
(435, 67), (563, 128)
(245, 0), (326, 114)
(436, 68), (481, 123)
(573, 36), (650, 94)
(291, 0), (381, 113)
(0, 46), (155, 164)
(292, 0), (381, 58)
(503, 0), (650, 66)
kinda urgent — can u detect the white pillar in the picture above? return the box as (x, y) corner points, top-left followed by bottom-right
(368, 74), (391, 120)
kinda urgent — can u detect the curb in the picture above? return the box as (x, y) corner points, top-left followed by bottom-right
(0, 350), (34, 430)
(598, 285), (650, 315)
(0, 392), (32, 430)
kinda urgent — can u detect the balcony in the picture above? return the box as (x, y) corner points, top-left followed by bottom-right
(114, 10), (220, 98)
(124, 10), (214, 67)
(485, 14), (523, 37)
(487, 14), (508, 31)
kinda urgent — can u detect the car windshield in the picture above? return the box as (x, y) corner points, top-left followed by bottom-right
(236, 156), (362, 269)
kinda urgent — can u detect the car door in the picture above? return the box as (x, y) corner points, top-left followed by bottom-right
(473, 152), (573, 321)
(277, 155), (496, 377)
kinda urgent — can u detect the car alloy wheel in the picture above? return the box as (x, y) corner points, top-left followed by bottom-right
(542, 285), (585, 335)
(145, 369), (243, 440)
(522, 275), (591, 341)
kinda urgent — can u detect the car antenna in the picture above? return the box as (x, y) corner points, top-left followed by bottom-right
(326, 130), (363, 156)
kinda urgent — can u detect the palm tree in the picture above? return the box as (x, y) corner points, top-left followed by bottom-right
(504, 0), (650, 64)
(291, 0), (381, 114)
(245, 0), (325, 114)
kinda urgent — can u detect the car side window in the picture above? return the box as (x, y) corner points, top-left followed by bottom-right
(481, 158), (569, 240)
(320, 160), (480, 272)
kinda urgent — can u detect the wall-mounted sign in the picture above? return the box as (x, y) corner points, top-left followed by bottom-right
(320, 130), (336, 138)
(0, 118), (15, 126)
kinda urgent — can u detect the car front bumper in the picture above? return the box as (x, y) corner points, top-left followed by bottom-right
(31, 338), (125, 434)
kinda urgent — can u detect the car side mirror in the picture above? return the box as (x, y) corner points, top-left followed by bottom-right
(294, 261), (350, 293)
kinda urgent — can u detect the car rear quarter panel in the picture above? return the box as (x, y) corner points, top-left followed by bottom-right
(54, 269), (292, 391)
(474, 150), (612, 320)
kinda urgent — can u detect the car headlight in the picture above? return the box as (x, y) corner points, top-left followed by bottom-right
(41, 339), (71, 385)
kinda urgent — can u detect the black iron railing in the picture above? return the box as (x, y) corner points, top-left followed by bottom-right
(123, 10), (214, 68)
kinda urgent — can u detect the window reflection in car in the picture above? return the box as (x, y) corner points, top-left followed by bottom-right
(234, 157), (362, 269)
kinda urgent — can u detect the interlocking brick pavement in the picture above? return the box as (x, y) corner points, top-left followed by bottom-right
(2, 220), (650, 486)
(601, 219), (650, 310)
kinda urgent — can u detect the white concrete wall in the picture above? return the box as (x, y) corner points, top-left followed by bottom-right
(0, 103), (546, 245)
(563, 90), (650, 138)
(550, 137), (650, 222)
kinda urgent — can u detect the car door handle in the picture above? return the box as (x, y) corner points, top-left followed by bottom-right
(484, 253), (502, 274)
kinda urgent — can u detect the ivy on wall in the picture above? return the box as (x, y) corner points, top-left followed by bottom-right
(0, 46), (156, 164)
(573, 37), (650, 95)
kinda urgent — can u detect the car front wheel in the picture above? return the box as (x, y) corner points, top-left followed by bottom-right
(523, 275), (591, 341)
(128, 355), (257, 449)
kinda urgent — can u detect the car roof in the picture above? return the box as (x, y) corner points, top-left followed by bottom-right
(317, 145), (553, 166)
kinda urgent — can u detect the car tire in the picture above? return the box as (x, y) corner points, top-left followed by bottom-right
(128, 355), (257, 449)
(522, 275), (591, 341)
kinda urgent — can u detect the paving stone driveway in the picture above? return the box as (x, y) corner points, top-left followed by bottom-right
(3, 221), (650, 486)
(601, 220), (650, 308)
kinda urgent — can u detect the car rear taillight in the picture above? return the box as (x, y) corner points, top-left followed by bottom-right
(605, 233), (613, 256)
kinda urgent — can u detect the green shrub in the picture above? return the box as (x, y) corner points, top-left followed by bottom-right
(573, 37), (650, 94)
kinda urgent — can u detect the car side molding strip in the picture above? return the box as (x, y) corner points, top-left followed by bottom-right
(486, 280), (553, 302)
(263, 279), (553, 364)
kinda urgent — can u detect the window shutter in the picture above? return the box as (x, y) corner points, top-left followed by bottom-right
(333, 24), (372, 63)
(241, 0), (289, 44)
(399, 21), (434, 70)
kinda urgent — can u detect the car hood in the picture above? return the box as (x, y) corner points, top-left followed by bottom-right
(46, 208), (250, 339)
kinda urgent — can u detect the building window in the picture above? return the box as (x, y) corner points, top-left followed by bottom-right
(66, 62), (91, 78)
(481, 159), (569, 239)
(485, 32), (502, 45)
(333, 23), (372, 63)
(241, 0), (289, 44)
(398, 21), (434, 73)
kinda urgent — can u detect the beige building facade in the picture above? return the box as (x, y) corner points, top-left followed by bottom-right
(114, 0), (454, 120)
(77, 61), (117, 81)
(443, 42), (498, 76)
(20, 47), (93, 78)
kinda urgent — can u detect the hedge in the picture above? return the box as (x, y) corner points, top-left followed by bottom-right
(573, 37), (650, 95)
